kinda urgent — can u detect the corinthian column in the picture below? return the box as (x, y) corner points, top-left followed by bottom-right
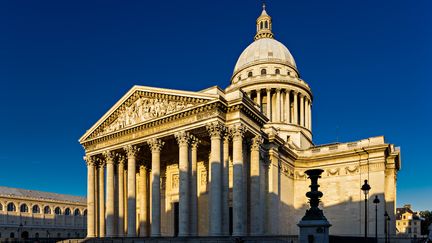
(256, 89), (262, 111)
(300, 94), (305, 127)
(117, 155), (126, 236)
(293, 91), (298, 125)
(124, 145), (140, 237)
(175, 131), (191, 236)
(266, 89), (272, 121)
(222, 133), (230, 235)
(276, 88), (281, 122)
(285, 90), (291, 123)
(103, 151), (115, 237)
(85, 156), (96, 238)
(230, 124), (246, 236)
(206, 122), (225, 236)
(98, 160), (106, 237)
(138, 165), (148, 237)
(147, 138), (164, 237)
(250, 136), (263, 235)
(190, 137), (199, 236)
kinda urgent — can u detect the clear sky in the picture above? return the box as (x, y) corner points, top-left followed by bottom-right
(0, 1), (431, 210)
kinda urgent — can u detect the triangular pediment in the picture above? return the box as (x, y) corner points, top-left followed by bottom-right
(79, 85), (219, 143)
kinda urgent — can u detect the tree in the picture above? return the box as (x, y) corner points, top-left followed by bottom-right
(420, 210), (432, 235)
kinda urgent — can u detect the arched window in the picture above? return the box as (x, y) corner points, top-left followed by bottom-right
(260, 22), (263, 29)
(83, 209), (87, 216)
(10, 232), (14, 238)
(74, 209), (80, 216)
(0, 203), (3, 211)
(35, 233), (39, 239)
(287, 71), (291, 76)
(238, 76), (241, 81)
(248, 71), (253, 77)
(275, 69), (280, 75)
(7, 203), (16, 212)
(54, 207), (61, 215)
(261, 69), (267, 75)
(43, 206), (51, 214)
(265, 21), (268, 28)
(32, 205), (40, 214)
(20, 204), (28, 213)
(64, 208), (71, 216)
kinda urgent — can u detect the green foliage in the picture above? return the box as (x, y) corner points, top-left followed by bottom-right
(420, 210), (432, 235)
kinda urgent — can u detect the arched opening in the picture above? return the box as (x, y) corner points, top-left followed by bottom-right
(54, 207), (61, 215)
(7, 203), (16, 212)
(21, 231), (29, 239)
(10, 232), (15, 238)
(261, 69), (267, 75)
(35, 232), (39, 238)
(0, 203), (3, 211)
(275, 69), (280, 75)
(74, 209), (80, 216)
(65, 208), (71, 216)
(248, 71), (253, 77)
(32, 205), (40, 214)
(237, 76), (241, 81)
(44, 206), (51, 214)
(20, 204), (28, 213)
(265, 21), (268, 28)
(83, 209), (87, 216)
(260, 21), (263, 29)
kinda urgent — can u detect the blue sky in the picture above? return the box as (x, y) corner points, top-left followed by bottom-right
(0, 1), (431, 210)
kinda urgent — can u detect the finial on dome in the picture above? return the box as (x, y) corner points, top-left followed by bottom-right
(254, 3), (273, 40)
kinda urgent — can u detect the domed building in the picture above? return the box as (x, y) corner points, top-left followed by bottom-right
(79, 5), (400, 239)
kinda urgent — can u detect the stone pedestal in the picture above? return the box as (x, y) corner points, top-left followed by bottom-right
(298, 219), (331, 243)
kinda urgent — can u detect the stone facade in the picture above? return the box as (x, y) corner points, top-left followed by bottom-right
(396, 205), (422, 238)
(79, 6), (401, 238)
(0, 186), (87, 239)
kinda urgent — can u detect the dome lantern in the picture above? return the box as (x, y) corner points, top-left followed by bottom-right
(254, 3), (274, 40)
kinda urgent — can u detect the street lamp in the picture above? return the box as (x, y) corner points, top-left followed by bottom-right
(384, 211), (390, 243)
(373, 195), (380, 243)
(361, 179), (371, 240)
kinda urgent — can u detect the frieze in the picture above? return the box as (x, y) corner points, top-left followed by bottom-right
(345, 165), (359, 174)
(326, 168), (340, 176)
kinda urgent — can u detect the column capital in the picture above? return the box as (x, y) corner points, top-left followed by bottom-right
(275, 88), (281, 92)
(266, 88), (272, 93)
(206, 121), (225, 138)
(175, 131), (192, 146)
(190, 136), (200, 149)
(102, 151), (115, 164)
(124, 145), (140, 158)
(229, 124), (246, 140)
(251, 135), (263, 151)
(147, 138), (165, 152)
(84, 155), (96, 166)
(97, 158), (106, 168)
(116, 154), (126, 165)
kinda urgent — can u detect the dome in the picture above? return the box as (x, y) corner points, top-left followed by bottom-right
(233, 38), (297, 74)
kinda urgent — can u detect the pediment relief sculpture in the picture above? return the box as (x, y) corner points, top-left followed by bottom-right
(98, 96), (196, 136)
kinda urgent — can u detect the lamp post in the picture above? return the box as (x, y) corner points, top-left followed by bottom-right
(384, 211), (390, 243)
(373, 195), (380, 243)
(361, 179), (371, 240)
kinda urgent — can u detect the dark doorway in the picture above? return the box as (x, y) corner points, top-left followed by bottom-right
(229, 206), (233, 235)
(174, 202), (179, 237)
(21, 231), (29, 239)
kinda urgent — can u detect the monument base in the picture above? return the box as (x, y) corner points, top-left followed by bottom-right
(298, 219), (331, 243)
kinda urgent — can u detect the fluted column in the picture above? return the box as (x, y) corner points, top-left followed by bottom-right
(293, 91), (298, 125)
(103, 151), (115, 237)
(85, 156), (96, 238)
(138, 165), (148, 236)
(207, 122), (224, 236)
(222, 133), (230, 235)
(98, 160), (105, 237)
(266, 89), (271, 121)
(230, 124), (246, 236)
(285, 90), (291, 123)
(190, 137), (199, 236)
(256, 89), (262, 111)
(124, 145), (139, 237)
(117, 156), (126, 237)
(147, 139), (164, 237)
(309, 101), (312, 130)
(300, 94), (305, 127)
(250, 136), (263, 235)
(305, 99), (310, 129)
(175, 131), (191, 236)
(276, 88), (281, 122)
